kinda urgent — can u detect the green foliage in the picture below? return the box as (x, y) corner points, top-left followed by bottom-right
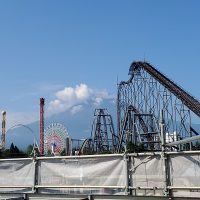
(60, 148), (66, 156)
(10, 143), (15, 154)
(47, 149), (52, 156)
(126, 141), (145, 153)
(26, 144), (34, 156)
(101, 150), (112, 154)
(2, 149), (10, 158)
(0, 143), (27, 159)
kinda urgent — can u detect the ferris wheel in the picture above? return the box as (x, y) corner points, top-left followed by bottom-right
(44, 123), (69, 155)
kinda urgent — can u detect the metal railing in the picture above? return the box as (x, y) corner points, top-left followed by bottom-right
(0, 152), (199, 198)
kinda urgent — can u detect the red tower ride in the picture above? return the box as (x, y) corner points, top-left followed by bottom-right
(40, 98), (45, 155)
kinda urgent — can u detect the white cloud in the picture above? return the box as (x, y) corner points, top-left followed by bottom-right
(55, 84), (92, 102)
(70, 105), (83, 115)
(93, 97), (103, 106)
(47, 83), (114, 115)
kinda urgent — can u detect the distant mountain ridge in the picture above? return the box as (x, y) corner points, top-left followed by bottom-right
(5, 100), (200, 151)
(5, 100), (117, 150)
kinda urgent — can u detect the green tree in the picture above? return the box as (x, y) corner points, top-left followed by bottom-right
(1, 149), (11, 158)
(10, 143), (15, 154)
(60, 148), (66, 156)
(26, 144), (34, 156)
(9, 143), (27, 158)
(14, 145), (20, 154)
(126, 142), (145, 153)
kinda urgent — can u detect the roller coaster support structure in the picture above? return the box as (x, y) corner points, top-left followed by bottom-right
(117, 61), (200, 152)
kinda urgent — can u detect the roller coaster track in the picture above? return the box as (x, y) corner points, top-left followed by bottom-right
(118, 105), (148, 152)
(129, 61), (200, 118)
(117, 61), (200, 152)
(79, 138), (93, 155)
(121, 105), (148, 134)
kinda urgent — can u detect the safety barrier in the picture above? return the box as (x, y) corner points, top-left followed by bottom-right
(0, 152), (200, 198)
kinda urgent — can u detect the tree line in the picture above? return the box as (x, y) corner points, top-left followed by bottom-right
(0, 143), (33, 158)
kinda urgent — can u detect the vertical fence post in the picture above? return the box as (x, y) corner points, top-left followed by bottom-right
(160, 110), (169, 196)
(32, 155), (39, 194)
(123, 146), (130, 195)
(32, 157), (36, 193)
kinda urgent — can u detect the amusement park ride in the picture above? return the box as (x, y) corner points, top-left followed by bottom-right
(0, 111), (6, 149)
(116, 62), (200, 151)
(44, 122), (70, 155)
(39, 62), (200, 154)
(1, 61), (200, 155)
(79, 61), (200, 154)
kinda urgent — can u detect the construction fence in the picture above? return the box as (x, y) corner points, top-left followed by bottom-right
(0, 152), (200, 198)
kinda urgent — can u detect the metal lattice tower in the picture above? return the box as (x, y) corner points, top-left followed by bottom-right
(91, 108), (117, 153)
(117, 61), (200, 152)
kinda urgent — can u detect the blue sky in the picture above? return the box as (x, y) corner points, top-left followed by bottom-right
(0, 0), (200, 127)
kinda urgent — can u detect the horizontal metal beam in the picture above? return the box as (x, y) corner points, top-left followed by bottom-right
(165, 135), (200, 147)
(168, 186), (200, 190)
(36, 153), (123, 160)
(0, 157), (33, 162)
(129, 187), (164, 190)
(35, 185), (125, 189)
(0, 151), (199, 162)
(0, 185), (33, 188)
(166, 150), (200, 155)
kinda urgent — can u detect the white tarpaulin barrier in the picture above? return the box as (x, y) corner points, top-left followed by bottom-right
(169, 154), (200, 187)
(0, 159), (35, 193)
(169, 154), (200, 197)
(130, 155), (164, 188)
(38, 156), (126, 194)
(0, 153), (199, 197)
